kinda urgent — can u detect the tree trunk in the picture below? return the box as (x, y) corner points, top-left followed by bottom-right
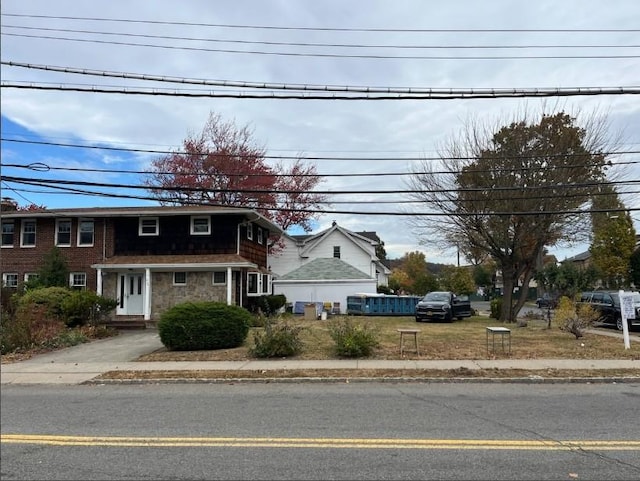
(500, 264), (517, 323)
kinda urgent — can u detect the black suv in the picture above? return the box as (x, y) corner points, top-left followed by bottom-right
(579, 291), (639, 331)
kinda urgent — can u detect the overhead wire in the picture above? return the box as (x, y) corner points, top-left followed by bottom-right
(3, 13), (639, 33)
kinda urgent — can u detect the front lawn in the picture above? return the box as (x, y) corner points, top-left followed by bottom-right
(138, 314), (639, 362)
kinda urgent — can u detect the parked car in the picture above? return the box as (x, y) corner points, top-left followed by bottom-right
(415, 291), (472, 323)
(536, 293), (559, 309)
(579, 290), (640, 331)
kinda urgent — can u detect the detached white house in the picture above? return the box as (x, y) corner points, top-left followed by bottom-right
(269, 222), (390, 314)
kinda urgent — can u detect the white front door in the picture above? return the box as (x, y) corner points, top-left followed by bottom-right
(117, 273), (145, 315)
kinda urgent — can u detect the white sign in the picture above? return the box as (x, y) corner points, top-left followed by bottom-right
(619, 290), (632, 350)
(621, 294), (636, 320)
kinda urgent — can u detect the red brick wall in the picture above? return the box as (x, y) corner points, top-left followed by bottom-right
(1, 217), (108, 290)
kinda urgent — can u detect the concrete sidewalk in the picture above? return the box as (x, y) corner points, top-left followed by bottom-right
(1, 329), (638, 385)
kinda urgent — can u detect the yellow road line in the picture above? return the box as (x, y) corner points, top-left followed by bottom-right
(2, 435), (639, 450)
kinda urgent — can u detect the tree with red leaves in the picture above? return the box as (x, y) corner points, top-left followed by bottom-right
(144, 112), (327, 247)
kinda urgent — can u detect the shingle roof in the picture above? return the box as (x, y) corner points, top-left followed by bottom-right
(276, 257), (371, 281)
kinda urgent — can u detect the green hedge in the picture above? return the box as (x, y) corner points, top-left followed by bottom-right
(158, 301), (251, 351)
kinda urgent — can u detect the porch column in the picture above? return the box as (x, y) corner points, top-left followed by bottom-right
(96, 268), (103, 295)
(226, 267), (232, 305)
(144, 268), (151, 321)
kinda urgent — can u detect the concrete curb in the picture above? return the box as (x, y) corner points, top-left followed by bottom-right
(83, 376), (640, 385)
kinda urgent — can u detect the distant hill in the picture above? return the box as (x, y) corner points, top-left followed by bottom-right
(386, 259), (452, 275)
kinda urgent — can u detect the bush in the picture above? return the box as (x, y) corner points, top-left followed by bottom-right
(247, 294), (287, 316)
(328, 317), (380, 358)
(250, 317), (305, 358)
(60, 291), (117, 327)
(490, 297), (503, 319)
(158, 301), (251, 351)
(554, 296), (599, 339)
(17, 287), (73, 322)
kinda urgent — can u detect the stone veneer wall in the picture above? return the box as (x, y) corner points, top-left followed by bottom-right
(152, 272), (229, 318)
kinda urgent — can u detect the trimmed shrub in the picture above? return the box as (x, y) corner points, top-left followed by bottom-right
(158, 301), (251, 351)
(328, 317), (380, 358)
(250, 317), (305, 358)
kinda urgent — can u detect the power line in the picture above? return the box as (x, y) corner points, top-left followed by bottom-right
(4, 33), (640, 60)
(5, 181), (639, 217)
(4, 159), (640, 178)
(3, 138), (639, 161)
(5, 61), (638, 96)
(4, 25), (639, 50)
(4, 174), (639, 196)
(4, 82), (639, 100)
(3, 13), (639, 33)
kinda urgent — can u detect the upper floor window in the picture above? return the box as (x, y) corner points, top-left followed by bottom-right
(257, 228), (263, 245)
(246, 222), (253, 241)
(21, 220), (36, 247)
(333, 246), (341, 259)
(139, 217), (159, 236)
(1, 221), (14, 247)
(2, 273), (19, 288)
(70, 272), (87, 290)
(212, 271), (227, 285)
(190, 216), (211, 235)
(56, 219), (72, 246)
(173, 272), (187, 285)
(78, 219), (94, 246)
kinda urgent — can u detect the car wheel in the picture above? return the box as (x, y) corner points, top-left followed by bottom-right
(616, 317), (623, 331)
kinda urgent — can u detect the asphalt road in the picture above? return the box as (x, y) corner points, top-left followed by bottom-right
(2, 382), (639, 480)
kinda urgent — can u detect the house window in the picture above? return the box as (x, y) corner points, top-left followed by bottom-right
(333, 246), (341, 258)
(139, 217), (159, 236)
(212, 271), (227, 285)
(247, 272), (258, 294)
(21, 220), (36, 247)
(1, 221), (14, 247)
(257, 228), (263, 245)
(78, 219), (94, 246)
(246, 222), (253, 240)
(69, 272), (87, 290)
(24, 273), (39, 283)
(173, 272), (187, 285)
(247, 272), (271, 296)
(191, 216), (211, 235)
(2, 273), (19, 288)
(56, 219), (72, 246)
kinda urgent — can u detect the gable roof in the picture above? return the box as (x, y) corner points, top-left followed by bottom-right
(275, 257), (371, 281)
(297, 223), (378, 258)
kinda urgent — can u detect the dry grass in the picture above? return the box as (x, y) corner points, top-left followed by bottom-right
(95, 368), (640, 382)
(136, 315), (640, 362)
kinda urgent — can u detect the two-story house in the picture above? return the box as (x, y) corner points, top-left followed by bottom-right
(269, 221), (390, 314)
(0, 202), (281, 326)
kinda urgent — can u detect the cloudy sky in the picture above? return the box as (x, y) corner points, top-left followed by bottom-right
(1, 0), (639, 264)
